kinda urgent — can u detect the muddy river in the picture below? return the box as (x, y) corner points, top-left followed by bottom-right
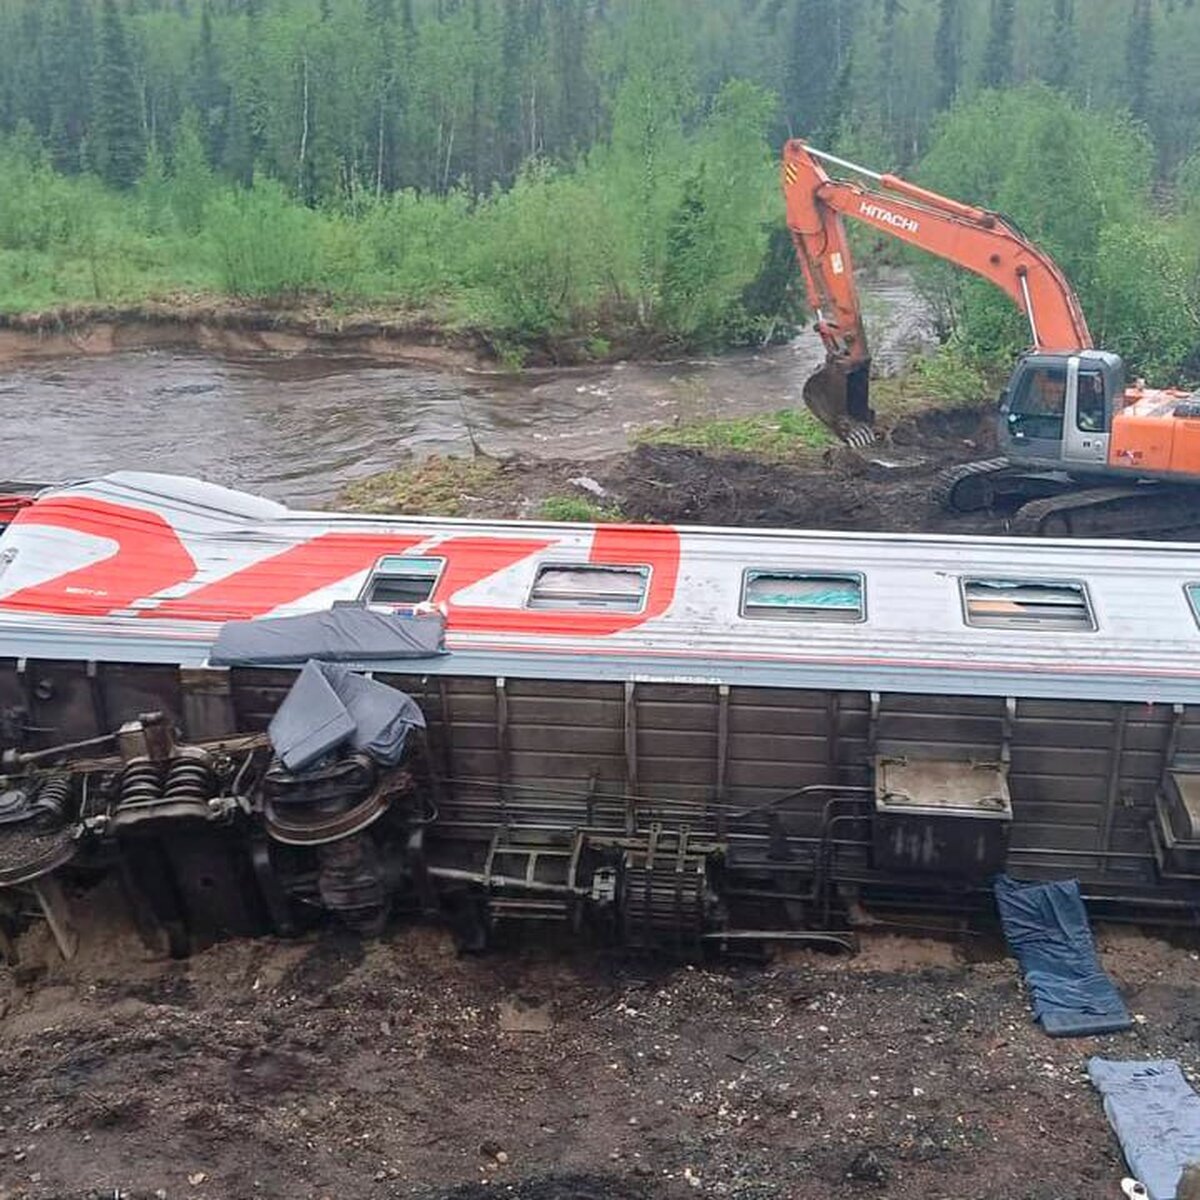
(4, 274), (934, 505)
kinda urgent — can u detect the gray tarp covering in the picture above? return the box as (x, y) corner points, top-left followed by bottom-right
(268, 659), (426, 771)
(1088, 1059), (1200, 1199)
(210, 605), (445, 667)
(994, 875), (1132, 1037)
(320, 662), (425, 765)
(268, 660), (357, 771)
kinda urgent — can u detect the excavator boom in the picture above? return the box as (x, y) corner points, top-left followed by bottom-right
(782, 140), (1093, 440)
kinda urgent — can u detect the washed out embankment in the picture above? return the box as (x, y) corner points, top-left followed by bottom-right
(340, 406), (1005, 538)
(0, 298), (733, 373)
(0, 302), (493, 373)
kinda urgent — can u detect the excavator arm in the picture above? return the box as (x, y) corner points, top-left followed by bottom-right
(782, 139), (1093, 441)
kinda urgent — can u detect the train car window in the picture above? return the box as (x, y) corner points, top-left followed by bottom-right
(962, 579), (1095, 630)
(528, 564), (649, 612)
(362, 555), (444, 606)
(741, 571), (865, 622)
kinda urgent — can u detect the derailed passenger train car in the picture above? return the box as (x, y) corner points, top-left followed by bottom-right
(0, 471), (1198, 955)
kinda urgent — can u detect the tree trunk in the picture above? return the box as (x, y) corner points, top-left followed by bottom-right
(297, 51), (310, 194)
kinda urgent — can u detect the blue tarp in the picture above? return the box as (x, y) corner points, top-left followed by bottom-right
(1088, 1059), (1200, 1200)
(994, 875), (1132, 1037)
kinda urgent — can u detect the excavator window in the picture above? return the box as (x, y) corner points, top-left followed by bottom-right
(1010, 365), (1067, 440)
(1077, 370), (1107, 433)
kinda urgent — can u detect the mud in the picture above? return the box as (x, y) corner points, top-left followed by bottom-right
(1, 885), (1196, 1200)
(347, 406), (997, 536)
(611, 408), (996, 534)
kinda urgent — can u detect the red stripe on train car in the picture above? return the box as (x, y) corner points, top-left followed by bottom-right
(0, 497), (196, 615)
(142, 532), (428, 621)
(1, 492), (682, 634)
(433, 526), (681, 637)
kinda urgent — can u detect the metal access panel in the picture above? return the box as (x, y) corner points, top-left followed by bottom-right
(872, 755), (1013, 876)
(1152, 768), (1200, 878)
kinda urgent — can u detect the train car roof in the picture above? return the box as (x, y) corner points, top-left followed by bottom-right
(1, 471), (1199, 703)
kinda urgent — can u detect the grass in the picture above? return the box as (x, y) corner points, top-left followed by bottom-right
(339, 456), (502, 517)
(868, 346), (997, 421)
(637, 407), (835, 458)
(536, 495), (625, 523)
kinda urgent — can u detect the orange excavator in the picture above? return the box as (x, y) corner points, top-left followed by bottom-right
(782, 139), (1200, 537)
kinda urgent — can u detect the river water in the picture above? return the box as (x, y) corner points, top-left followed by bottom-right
(4, 275), (934, 506)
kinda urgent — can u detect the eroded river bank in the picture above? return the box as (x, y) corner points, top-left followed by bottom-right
(4, 276), (935, 505)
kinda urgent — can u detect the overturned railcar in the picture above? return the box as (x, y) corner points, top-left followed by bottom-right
(1, 472), (1199, 955)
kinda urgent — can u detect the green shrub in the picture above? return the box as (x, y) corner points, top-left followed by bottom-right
(208, 177), (321, 296)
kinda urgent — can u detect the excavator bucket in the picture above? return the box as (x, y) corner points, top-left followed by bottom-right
(802, 360), (876, 448)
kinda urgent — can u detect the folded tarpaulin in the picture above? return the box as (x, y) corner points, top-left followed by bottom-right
(210, 605), (446, 667)
(320, 662), (426, 765)
(267, 659), (357, 771)
(994, 875), (1132, 1037)
(268, 659), (426, 772)
(1088, 1059), (1200, 1199)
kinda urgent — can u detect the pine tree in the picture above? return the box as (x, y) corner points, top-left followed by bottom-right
(1126, 0), (1154, 123)
(367, 0), (399, 195)
(93, 0), (145, 188)
(191, 1), (227, 166)
(982, 0), (1015, 89)
(1043, 0), (1074, 89)
(783, 0), (829, 135)
(469, 0), (485, 188)
(934, 0), (961, 111)
(170, 108), (213, 232)
(880, 0), (901, 141)
(15, 1), (52, 138)
(817, 46), (853, 147)
(551, 0), (589, 155)
(45, 0), (94, 173)
(221, 2), (263, 186)
(498, 0), (524, 178)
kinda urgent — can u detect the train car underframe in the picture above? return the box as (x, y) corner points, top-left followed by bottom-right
(2, 658), (1199, 960)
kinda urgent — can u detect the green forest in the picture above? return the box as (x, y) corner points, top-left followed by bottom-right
(1, 0), (1199, 378)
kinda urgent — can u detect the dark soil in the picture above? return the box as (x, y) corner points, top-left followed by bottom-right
(609, 408), (997, 534)
(359, 406), (1004, 535)
(0, 910), (1194, 1200)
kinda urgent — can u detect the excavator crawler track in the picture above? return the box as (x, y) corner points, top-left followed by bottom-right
(932, 458), (1012, 512)
(1009, 486), (1200, 539)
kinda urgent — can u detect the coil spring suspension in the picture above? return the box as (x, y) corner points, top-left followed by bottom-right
(164, 750), (215, 803)
(31, 774), (73, 831)
(119, 759), (163, 806)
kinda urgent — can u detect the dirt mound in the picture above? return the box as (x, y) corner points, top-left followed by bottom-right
(610, 442), (968, 534)
(612, 443), (886, 529)
(607, 406), (996, 534)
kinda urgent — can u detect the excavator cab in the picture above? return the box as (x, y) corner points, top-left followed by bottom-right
(999, 350), (1125, 468)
